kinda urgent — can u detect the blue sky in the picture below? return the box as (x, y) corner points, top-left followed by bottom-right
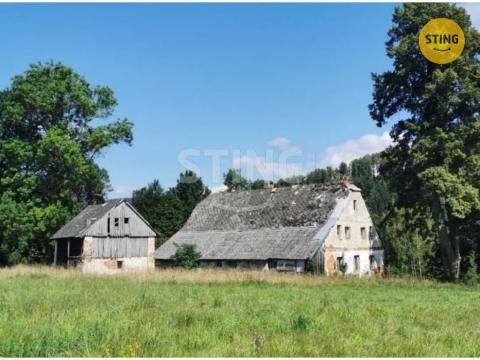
(1, 3), (477, 197)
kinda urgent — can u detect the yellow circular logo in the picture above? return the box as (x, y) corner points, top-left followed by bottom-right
(419, 18), (465, 64)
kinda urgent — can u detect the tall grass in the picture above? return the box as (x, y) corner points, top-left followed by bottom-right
(0, 266), (479, 356)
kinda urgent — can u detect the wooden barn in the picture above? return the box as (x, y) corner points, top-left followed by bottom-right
(155, 183), (384, 275)
(52, 199), (156, 273)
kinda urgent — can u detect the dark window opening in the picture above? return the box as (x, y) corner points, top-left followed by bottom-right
(124, 217), (129, 224)
(337, 225), (342, 239)
(114, 218), (119, 227)
(354, 255), (360, 271)
(353, 200), (357, 211)
(107, 217), (111, 234)
(361, 227), (366, 239)
(117, 260), (123, 269)
(369, 255), (376, 270)
(336, 257), (344, 271)
(345, 226), (351, 240)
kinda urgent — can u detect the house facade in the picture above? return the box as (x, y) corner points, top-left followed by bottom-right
(52, 200), (156, 273)
(155, 183), (384, 275)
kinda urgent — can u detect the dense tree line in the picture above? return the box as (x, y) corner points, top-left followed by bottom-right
(131, 171), (210, 247)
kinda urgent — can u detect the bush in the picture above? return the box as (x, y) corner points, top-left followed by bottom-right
(464, 252), (478, 286)
(170, 243), (201, 269)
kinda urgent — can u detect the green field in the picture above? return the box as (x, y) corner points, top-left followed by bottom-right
(0, 267), (479, 357)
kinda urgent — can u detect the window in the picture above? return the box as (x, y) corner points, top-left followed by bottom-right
(345, 226), (351, 240)
(117, 260), (123, 269)
(361, 227), (366, 239)
(114, 217), (119, 227)
(337, 225), (342, 239)
(336, 257), (345, 272)
(369, 226), (374, 240)
(369, 255), (376, 270)
(353, 200), (357, 211)
(354, 255), (360, 271)
(124, 217), (129, 224)
(107, 217), (111, 234)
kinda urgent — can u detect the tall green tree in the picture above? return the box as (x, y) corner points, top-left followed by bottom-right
(370, 4), (480, 280)
(0, 62), (133, 264)
(132, 171), (210, 246)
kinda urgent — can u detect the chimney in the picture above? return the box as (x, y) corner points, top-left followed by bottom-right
(340, 176), (350, 189)
(264, 180), (275, 191)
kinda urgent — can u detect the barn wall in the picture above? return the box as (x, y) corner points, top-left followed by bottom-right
(85, 202), (155, 237)
(322, 191), (384, 276)
(91, 237), (149, 258)
(80, 236), (155, 274)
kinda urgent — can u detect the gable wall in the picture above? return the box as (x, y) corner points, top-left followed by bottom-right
(322, 191), (384, 275)
(85, 202), (155, 237)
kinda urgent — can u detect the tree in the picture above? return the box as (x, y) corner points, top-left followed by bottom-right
(0, 62), (133, 264)
(170, 243), (201, 269)
(223, 169), (248, 191)
(132, 171), (210, 247)
(174, 170), (210, 220)
(370, 4), (480, 280)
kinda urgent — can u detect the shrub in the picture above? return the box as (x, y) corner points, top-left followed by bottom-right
(464, 252), (478, 286)
(170, 243), (201, 269)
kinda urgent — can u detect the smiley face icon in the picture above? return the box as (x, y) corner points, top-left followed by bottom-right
(419, 18), (465, 64)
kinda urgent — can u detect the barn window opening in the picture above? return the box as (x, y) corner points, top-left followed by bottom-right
(369, 255), (376, 270)
(107, 217), (111, 234)
(354, 255), (360, 271)
(353, 200), (357, 211)
(117, 260), (123, 269)
(345, 226), (351, 240)
(361, 227), (366, 239)
(114, 218), (119, 227)
(124, 217), (129, 224)
(337, 225), (342, 239)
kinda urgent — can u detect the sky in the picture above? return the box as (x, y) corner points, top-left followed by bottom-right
(0, 3), (478, 197)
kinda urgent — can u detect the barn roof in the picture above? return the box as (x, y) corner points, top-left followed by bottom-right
(155, 184), (349, 261)
(52, 199), (124, 239)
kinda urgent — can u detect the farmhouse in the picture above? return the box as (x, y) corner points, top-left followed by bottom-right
(52, 199), (156, 273)
(155, 182), (384, 275)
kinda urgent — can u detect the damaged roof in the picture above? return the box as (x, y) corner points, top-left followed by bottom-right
(51, 199), (123, 239)
(155, 184), (349, 261)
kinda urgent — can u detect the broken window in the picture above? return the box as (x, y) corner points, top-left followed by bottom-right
(353, 200), (357, 211)
(361, 227), (366, 239)
(124, 217), (129, 224)
(354, 255), (360, 271)
(114, 218), (119, 227)
(336, 257), (344, 272)
(345, 226), (351, 240)
(337, 225), (342, 240)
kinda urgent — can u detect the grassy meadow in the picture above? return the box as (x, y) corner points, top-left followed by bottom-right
(0, 266), (480, 357)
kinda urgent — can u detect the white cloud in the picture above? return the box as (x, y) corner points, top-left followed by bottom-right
(109, 185), (134, 199)
(463, 3), (480, 29)
(267, 137), (302, 153)
(316, 132), (392, 168)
